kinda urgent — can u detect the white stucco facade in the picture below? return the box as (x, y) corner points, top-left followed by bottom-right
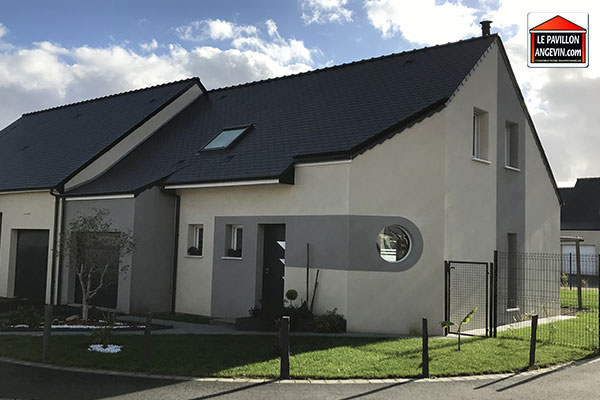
(171, 39), (561, 335)
(0, 191), (56, 302)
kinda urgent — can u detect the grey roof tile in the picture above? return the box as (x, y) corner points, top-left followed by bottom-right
(57, 36), (496, 195)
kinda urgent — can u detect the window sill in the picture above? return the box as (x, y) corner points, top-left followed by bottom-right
(504, 165), (521, 172)
(221, 256), (243, 260)
(472, 157), (491, 165)
(185, 255), (204, 259)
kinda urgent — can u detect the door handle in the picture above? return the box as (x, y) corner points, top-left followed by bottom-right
(265, 267), (271, 274)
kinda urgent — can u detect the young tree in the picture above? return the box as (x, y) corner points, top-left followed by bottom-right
(60, 208), (135, 321)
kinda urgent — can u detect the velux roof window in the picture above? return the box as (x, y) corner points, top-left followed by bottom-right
(202, 126), (251, 150)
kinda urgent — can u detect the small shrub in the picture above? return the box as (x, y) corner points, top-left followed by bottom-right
(315, 308), (346, 333)
(248, 305), (263, 319)
(582, 279), (589, 288)
(187, 246), (202, 256)
(8, 306), (42, 328)
(92, 311), (115, 348)
(285, 289), (298, 302)
(561, 273), (568, 287)
(226, 248), (242, 257)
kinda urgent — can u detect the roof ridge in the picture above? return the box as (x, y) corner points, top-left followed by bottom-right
(207, 34), (499, 93)
(23, 77), (201, 117)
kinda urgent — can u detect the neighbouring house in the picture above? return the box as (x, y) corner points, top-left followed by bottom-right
(0, 28), (561, 334)
(560, 178), (600, 279)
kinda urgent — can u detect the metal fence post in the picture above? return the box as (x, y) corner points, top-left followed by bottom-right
(42, 305), (52, 363)
(444, 261), (449, 336)
(493, 250), (498, 337)
(142, 312), (152, 371)
(280, 316), (290, 379)
(422, 317), (429, 378)
(598, 254), (600, 350)
(529, 315), (538, 369)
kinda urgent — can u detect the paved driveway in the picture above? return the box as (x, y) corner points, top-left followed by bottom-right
(1, 357), (599, 400)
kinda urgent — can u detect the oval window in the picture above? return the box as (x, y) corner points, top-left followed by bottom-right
(376, 225), (411, 262)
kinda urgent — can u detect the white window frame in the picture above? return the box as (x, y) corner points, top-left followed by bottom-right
(473, 112), (481, 158)
(187, 224), (203, 257)
(505, 122), (520, 170)
(472, 109), (489, 162)
(231, 225), (243, 251)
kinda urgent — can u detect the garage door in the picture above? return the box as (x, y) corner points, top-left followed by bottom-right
(14, 229), (49, 302)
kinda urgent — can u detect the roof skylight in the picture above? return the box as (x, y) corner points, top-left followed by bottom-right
(202, 126), (250, 150)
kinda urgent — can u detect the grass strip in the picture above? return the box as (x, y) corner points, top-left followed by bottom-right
(0, 333), (593, 379)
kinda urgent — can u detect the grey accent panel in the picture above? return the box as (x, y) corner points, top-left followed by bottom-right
(61, 198), (135, 312)
(348, 216), (423, 272)
(210, 215), (424, 318)
(496, 54), (526, 253)
(131, 187), (177, 313)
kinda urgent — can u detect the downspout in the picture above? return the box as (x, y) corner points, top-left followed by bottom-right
(171, 194), (181, 312)
(164, 191), (181, 313)
(49, 190), (63, 305)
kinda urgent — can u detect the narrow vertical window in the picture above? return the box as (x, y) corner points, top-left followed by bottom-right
(505, 122), (519, 169)
(472, 109), (489, 161)
(225, 224), (243, 258)
(473, 113), (480, 158)
(187, 224), (203, 256)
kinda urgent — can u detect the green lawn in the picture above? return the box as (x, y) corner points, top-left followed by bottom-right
(561, 288), (599, 310)
(0, 333), (594, 379)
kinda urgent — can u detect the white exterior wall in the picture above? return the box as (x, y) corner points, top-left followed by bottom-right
(0, 191), (56, 302)
(175, 163), (350, 316)
(525, 124), (561, 253)
(346, 109), (445, 334)
(443, 43), (498, 261)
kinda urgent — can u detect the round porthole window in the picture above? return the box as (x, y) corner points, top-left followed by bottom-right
(376, 225), (411, 263)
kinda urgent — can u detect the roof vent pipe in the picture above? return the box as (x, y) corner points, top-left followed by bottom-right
(480, 20), (492, 36)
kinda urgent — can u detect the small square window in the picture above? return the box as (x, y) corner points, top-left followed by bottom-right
(472, 109), (489, 160)
(202, 126), (250, 151)
(225, 224), (243, 258)
(187, 224), (203, 256)
(505, 122), (519, 169)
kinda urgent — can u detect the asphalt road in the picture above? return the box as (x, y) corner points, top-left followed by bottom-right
(1, 357), (600, 400)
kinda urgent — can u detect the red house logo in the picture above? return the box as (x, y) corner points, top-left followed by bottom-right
(528, 14), (588, 68)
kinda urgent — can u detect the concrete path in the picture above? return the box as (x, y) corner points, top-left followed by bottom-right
(1, 356), (600, 399)
(1, 315), (416, 337)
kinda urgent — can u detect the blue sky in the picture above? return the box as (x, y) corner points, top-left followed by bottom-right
(0, 0), (599, 184)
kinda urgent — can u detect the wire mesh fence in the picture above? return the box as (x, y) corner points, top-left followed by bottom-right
(494, 251), (599, 350)
(445, 261), (489, 336)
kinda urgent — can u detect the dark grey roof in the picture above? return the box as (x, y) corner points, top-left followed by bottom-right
(67, 35), (499, 196)
(0, 78), (200, 192)
(560, 178), (600, 230)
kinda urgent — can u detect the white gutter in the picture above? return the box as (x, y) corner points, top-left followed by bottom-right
(295, 160), (352, 168)
(0, 189), (50, 195)
(165, 179), (280, 190)
(64, 194), (135, 201)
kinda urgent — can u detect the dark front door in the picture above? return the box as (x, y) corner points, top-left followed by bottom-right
(14, 230), (49, 302)
(262, 224), (285, 317)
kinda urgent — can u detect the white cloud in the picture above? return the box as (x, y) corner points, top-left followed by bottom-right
(0, 23), (7, 39)
(301, 0), (353, 24)
(484, 1), (600, 185)
(364, 0), (480, 45)
(139, 39), (158, 52)
(0, 20), (317, 130)
(174, 19), (258, 42)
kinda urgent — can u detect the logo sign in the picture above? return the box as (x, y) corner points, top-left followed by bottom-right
(528, 13), (588, 68)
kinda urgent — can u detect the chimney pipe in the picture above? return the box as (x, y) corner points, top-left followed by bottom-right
(480, 20), (492, 36)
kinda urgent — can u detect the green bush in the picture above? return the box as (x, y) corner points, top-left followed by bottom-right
(315, 308), (346, 333)
(8, 306), (42, 328)
(561, 273), (568, 287)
